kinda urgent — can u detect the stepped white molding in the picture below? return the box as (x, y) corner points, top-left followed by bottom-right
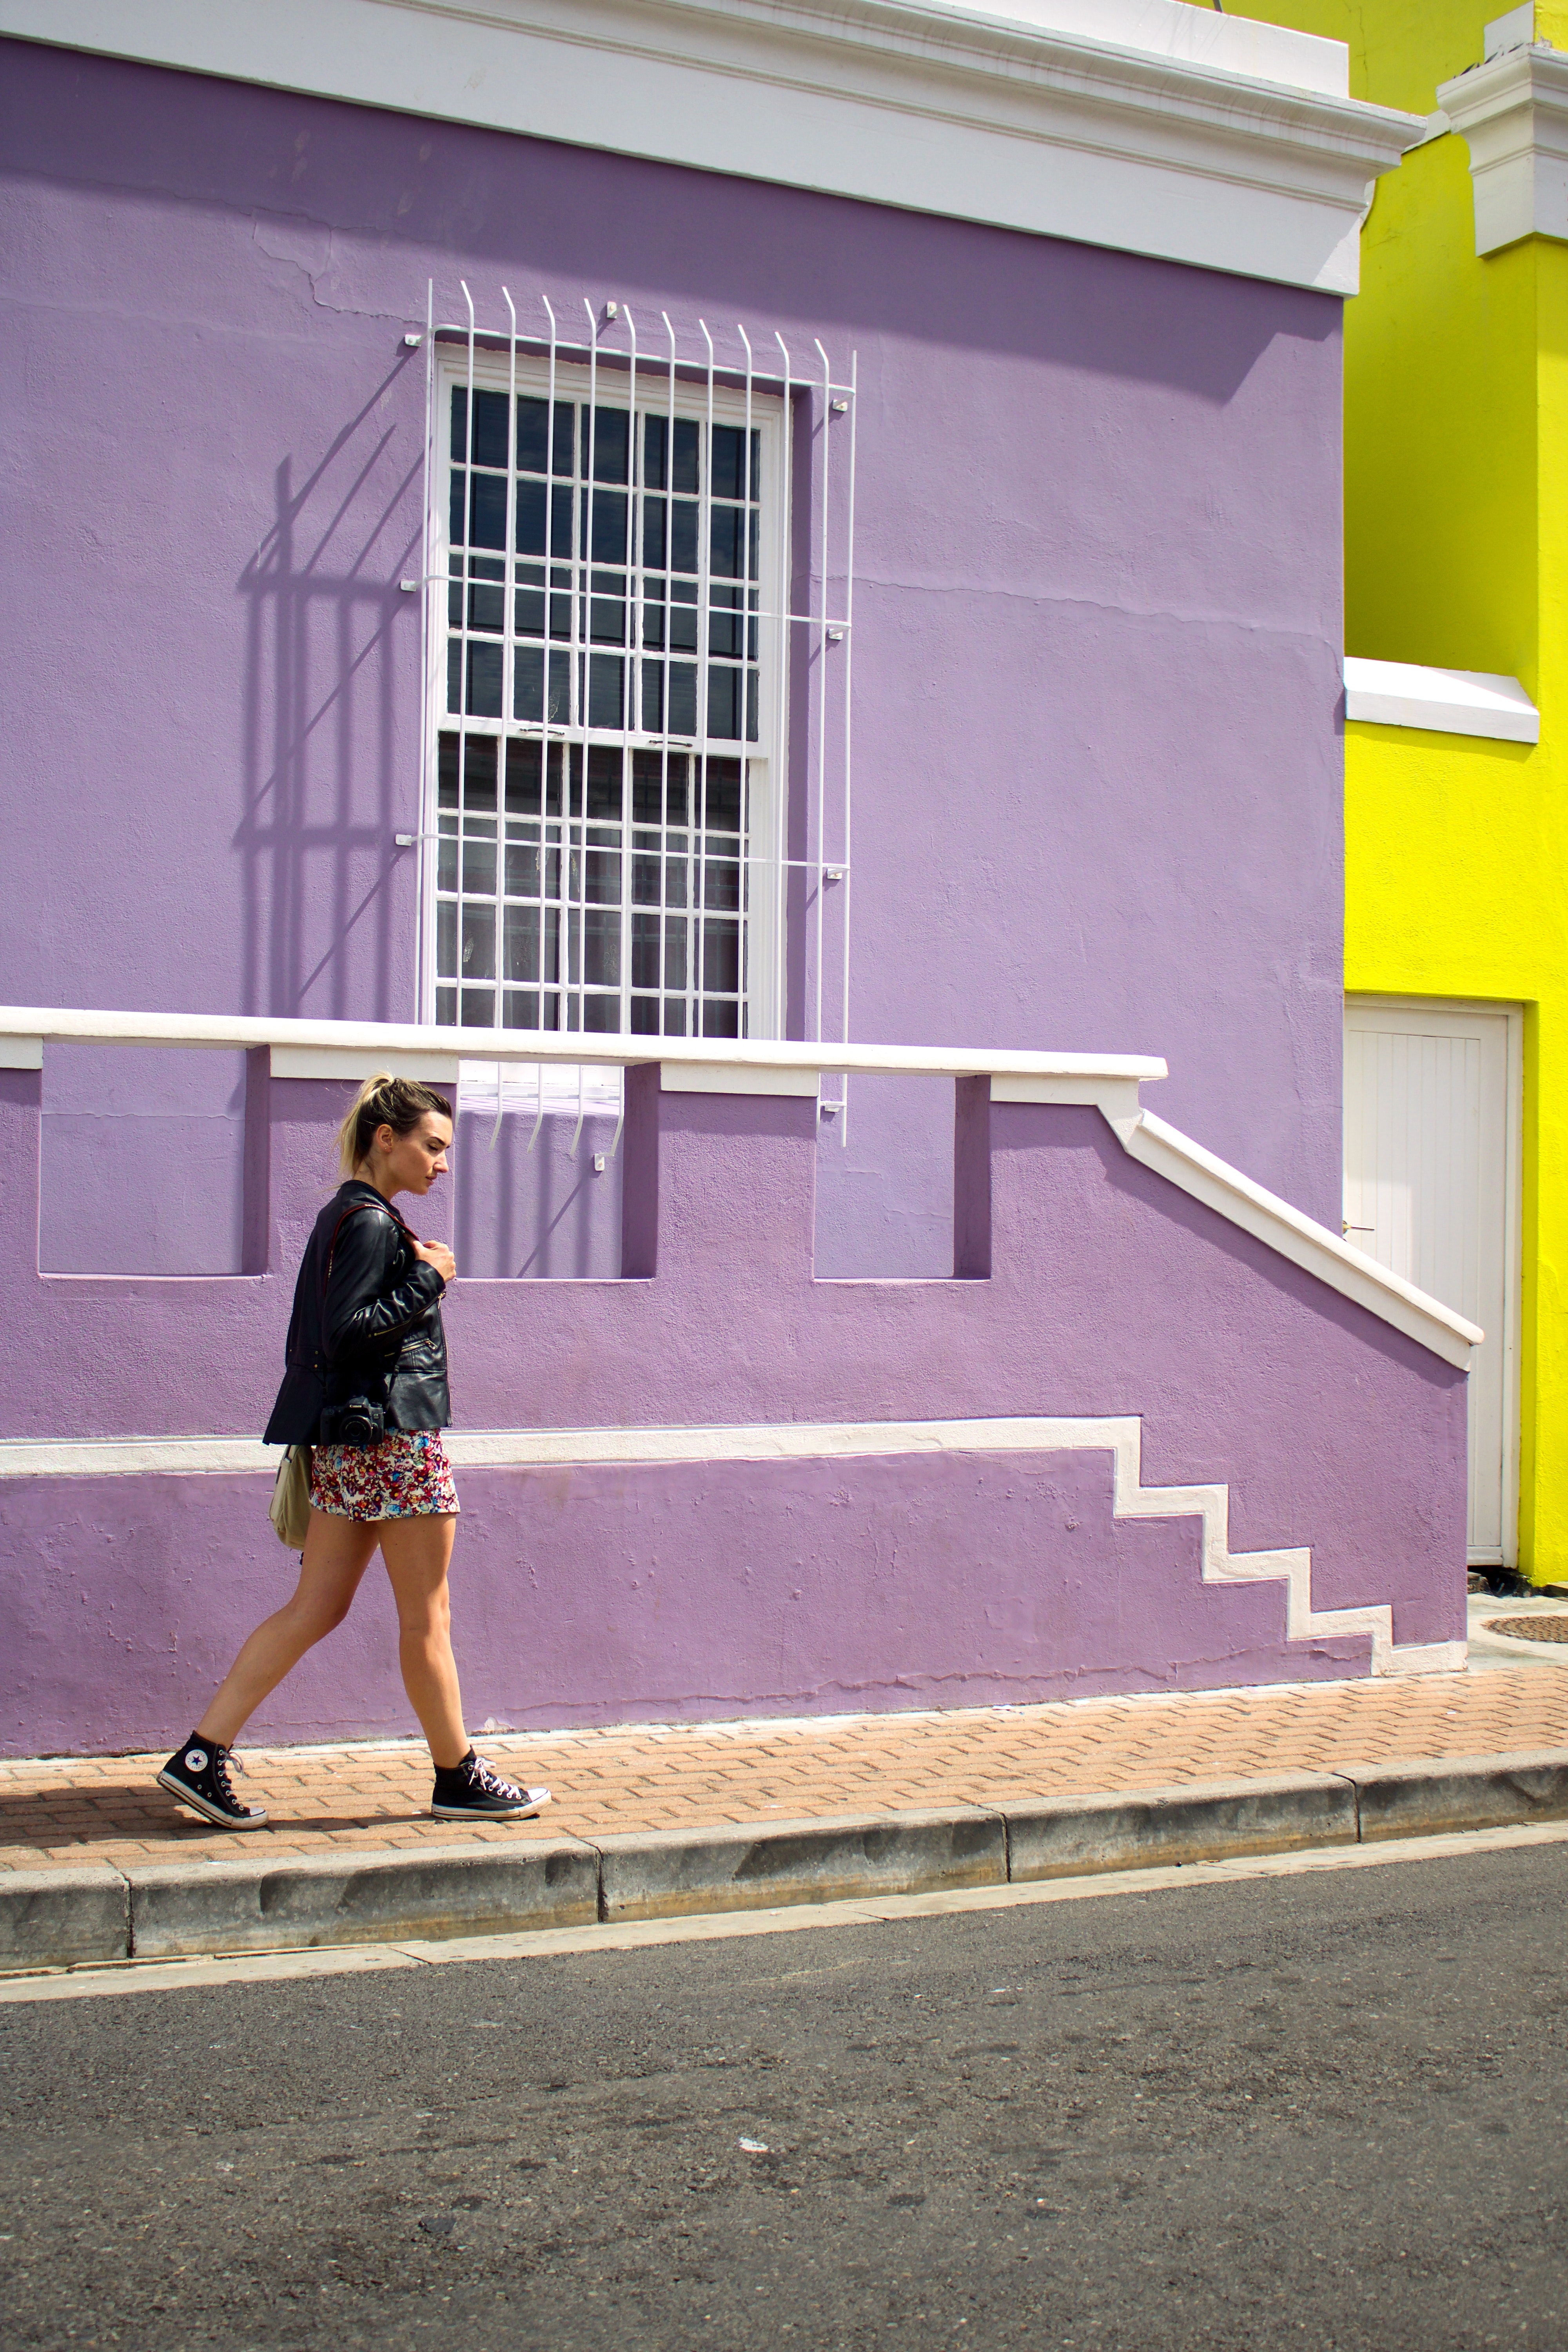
(1439, 40), (1568, 254)
(0, 0), (1422, 293)
(1344, 657), (1540, 743)
(0, 1417), (1466, 1676)
(0, 1002), (1481, 1361)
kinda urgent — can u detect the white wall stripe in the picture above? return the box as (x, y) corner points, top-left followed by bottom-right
(0, 1418), (1463, 1678)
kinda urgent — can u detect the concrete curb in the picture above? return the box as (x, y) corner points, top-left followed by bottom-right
(4, 1749), (1568, 1969)
(596, 1806), (1007, 1922)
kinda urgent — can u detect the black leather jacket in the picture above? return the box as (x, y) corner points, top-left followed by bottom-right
(263, 1181), (450, 1446)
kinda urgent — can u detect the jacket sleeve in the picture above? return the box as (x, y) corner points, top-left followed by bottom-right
(321, 1207), (445, 1366)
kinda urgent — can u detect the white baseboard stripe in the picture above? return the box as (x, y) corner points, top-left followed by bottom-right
(0, 1418), (1462, 1678)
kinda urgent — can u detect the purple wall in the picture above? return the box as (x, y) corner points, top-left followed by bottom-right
(0, 1065), (1465, 1755)
(0, 39), (1347, 1258)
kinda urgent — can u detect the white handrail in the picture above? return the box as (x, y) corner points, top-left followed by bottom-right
(0, 1004), (1165, 1084)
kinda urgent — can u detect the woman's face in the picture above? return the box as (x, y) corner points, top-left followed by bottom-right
(370, 1112), (452, 1198)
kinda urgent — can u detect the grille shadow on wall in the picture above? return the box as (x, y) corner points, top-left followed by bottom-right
(236, 359), (425, 1033)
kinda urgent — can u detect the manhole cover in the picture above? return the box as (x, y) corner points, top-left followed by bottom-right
(1487, 1614), (1568, 1643)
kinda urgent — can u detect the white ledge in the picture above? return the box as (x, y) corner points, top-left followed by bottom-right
(1344, 657), (1539, 743)
(0, 1005), (1480, 1365)
(1, 0), (1420, 293)
(1439, 42), (1568, 254)
(0, 1004), (1164, 1087)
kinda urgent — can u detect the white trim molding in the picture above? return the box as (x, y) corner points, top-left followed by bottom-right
(1439, 40), (1568, 255)
(0, 0), (1421, 294)
(0, 1416), (1462, 1677)
(1344, 657), (1539, 744)
(0, 1002), (1482, 1362)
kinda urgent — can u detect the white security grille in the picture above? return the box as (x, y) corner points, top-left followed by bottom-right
(411, 287), (857, 1129)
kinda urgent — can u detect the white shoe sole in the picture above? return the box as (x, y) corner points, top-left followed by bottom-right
(430, 1787), (551, 1821)
(156, 1769), (269, 1830)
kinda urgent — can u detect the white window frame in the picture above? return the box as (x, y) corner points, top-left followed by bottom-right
(420, 343), (790, 1046)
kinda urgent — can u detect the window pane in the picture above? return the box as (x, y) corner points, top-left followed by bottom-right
(591, 407), (630, 485)
(701, 998), (740, 1039)
(711, 423), (747, 502)
(517, 395), (574, 478)
(515, 479), (573, 560)
(710, 503), (744, 581)
(673, 417), (700, 494)
(504, 904), (540, 981)
(586, 748), (622, 819)
(587, 653), (624, 729)
(704, 759), (742, 831)
(584, 849), (621, 905)
(463, 738), (499, 808)
(671, 500), (699, 575)
(462, 836), (496, 896)
(631, 911), (661, 989)
(587, 490), (628, 565)
(436, 900), (457, 980)
(468, 472), (507, 551)
(462, 906), (496, 980)
(702, 916), (740, 995)
(461, 987), (497, 1026)
(583, 908), (621, 986)
(449, 640), (502, 718)
(505, 841), (540, 898)
(707, 664), (741, 741)
(668, 664), (697, 737)
(452, 386), (510, 468)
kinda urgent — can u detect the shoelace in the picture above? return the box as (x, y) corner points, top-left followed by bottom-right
(213, 1749), (247, 1807)
(470, 1757), (521, 1800)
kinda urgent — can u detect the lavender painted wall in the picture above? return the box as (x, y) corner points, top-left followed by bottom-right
(0, 39), (1347, 1261)
(0, 1065), (1465, 1755)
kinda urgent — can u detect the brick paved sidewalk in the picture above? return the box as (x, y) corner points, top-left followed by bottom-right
(4, 1664), (1567, 1876)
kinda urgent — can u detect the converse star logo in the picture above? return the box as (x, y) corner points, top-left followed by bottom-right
(185, 1749), (208, 1772)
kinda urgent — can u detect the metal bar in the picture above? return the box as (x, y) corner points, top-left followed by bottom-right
(775, 330), (793, 1048)
(838, 347), (858, 1148)
(458, 280), (478, 1031)
(622, 305), (639, 1040)
(739, 320), (754, 1041)
(813, 338), (832, 1057)
(416, 278), (436, 1020)
(541, 296), (559, 1033)
(661, 312), (677, 1051)
(697, 318), (715, 1046)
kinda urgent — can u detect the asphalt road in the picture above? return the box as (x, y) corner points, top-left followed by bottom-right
(2, 1843), (1565, 2352)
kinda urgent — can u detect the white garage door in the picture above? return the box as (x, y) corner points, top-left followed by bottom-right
(1343, 999), (1520, 1563)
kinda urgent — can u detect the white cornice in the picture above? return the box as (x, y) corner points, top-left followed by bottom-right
(0, 0), (1421, 293)
(1439, 42), (1568, 254)
(1344, 657), (1540, 743)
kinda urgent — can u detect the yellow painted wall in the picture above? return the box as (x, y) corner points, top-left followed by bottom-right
(1190, 0), (1568, 1575)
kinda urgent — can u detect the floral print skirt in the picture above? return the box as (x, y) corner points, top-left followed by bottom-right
(309, 1430), (459, 1521)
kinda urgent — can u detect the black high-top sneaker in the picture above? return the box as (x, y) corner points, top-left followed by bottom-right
(156, 1735), (269, 1830)
(430, 1750), (550, 1820)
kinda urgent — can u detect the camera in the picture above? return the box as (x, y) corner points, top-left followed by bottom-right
(318, 1397), (387, 1448)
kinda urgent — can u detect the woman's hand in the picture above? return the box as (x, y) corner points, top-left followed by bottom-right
(412, 1236), (457, 1286)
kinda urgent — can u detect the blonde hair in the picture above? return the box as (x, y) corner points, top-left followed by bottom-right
(336, 1071), (454, 1177)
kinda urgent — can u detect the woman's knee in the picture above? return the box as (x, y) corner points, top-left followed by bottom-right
(281, 1591), (353, 1644)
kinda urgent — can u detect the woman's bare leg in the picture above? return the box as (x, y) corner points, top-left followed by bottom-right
(378, 1514), (466, 1769)
(196, 1513), (379, 1748)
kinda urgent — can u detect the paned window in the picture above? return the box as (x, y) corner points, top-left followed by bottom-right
(432, 361), (783, 1039)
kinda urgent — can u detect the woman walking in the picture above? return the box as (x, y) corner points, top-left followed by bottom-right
(156, 1073), (549, 1831)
